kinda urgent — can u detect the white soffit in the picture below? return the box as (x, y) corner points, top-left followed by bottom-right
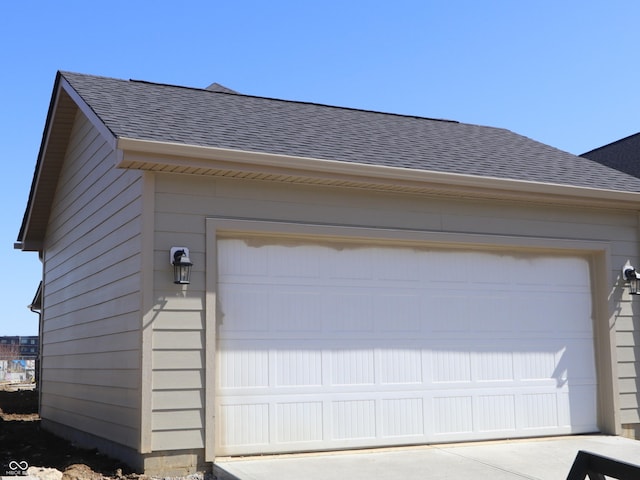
(116, 137), (640, 208)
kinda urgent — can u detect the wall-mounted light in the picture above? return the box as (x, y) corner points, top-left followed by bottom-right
(623, 265), (640, 295)
(171, 247), (193, 284)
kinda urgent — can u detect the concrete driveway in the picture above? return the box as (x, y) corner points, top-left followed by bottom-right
(214, 435), (640, 480)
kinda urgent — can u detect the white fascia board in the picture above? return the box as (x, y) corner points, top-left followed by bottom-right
(18, 85), (65, 247)
(116, 136), (640, 207)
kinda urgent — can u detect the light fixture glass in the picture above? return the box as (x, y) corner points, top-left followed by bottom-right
(171, 247), (193, 284)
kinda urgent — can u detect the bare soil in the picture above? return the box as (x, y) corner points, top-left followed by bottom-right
(0, 387), (138, 479)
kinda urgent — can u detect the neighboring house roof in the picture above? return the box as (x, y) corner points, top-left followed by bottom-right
(205, 82), (238, 94)
(16, 71), (640, 250)
(581, 133), (640, 178)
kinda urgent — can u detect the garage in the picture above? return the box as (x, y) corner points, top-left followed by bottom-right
(214, 236), (598, 456)
(23, 70), (640, 474)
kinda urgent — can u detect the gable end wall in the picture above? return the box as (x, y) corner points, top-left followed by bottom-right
(39, 111), (144, 452)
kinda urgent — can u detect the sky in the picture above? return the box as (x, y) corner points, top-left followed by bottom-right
(1, 1), (639, 335)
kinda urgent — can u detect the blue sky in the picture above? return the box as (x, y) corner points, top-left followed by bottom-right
(1, 1), (639, 335)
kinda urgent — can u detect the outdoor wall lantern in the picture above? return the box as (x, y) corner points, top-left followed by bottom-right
(622, 265), (640, 295)
(171, 247), (193, 284)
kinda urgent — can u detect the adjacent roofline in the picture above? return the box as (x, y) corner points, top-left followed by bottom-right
(582, 132), (640, 157)
(28, 282), (42, 313)
(117, 137), (640, 209)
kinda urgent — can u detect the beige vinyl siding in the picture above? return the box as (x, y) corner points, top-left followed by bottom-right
(41, 111), (144, 449)
(151, 172), (639, 449)
(618, 309), (640, 423)
(149, 307), (206, 450)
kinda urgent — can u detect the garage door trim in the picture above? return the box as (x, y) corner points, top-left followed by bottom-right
(204, 217), (617, 461)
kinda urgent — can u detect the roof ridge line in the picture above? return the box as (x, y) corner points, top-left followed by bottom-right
(125, 77), (461, 125)
(63, 70), (464, 125)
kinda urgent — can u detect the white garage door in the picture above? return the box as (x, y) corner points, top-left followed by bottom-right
(215, 238), (598, 456)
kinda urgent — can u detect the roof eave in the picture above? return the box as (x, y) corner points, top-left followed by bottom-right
(117, 137), (640, 210)
(17, 72), (69, 251)
(16, 73), (116, 252)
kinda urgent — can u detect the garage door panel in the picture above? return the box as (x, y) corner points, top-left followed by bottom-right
(332, 399), (377, 440)
(471, 295), (513, 332)
(270, 291), (323, 332)
(518, 349), (559, 380)
(431, 349), (471, 383)
(325, 293), (374, 333)
(519, 392), (559, 429)
(219, 341), (593, 389)
(274, 349), (322, 387)
(219, 346), (269, 389)
(472, 350), (515, 382)
(372, 248), (421, 281)
(216, 388), (594, 455)
(558, 292), (594, 332)
(429, 293), (516, 335)
(560, 385), (598, 427)
(555, 340), (599, 380)
(329, 248), (374, 279)
(382, 397), (425, 437)
(331, 349), (375, 385)
(432, 395), (474, 434)
(476, 394), (517, 432)
(379, 348), (422, 384)
(430, 295), (475, 333)
(217, 239), (269, 277)
(215, 239), (598, 455)
(218, 402), (270, 449)
(218, 286), (269, 333)
(268, 244), (321, 278)
(276, 401), (323, 443)
(376, 294), (423, 332)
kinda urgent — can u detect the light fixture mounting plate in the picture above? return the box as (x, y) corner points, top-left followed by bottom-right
(170, 246), (190, 264)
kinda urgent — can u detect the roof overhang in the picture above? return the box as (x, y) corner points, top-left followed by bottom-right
(16, 75), (77, 251)
(28, 282), (42, 313)
(17, 75), (640, 256)
(117, 136), (640, 210)
(16, 74), (116, 252)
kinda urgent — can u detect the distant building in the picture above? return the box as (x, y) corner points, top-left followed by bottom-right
(0, 336), (38, 358)
(19, 336), (39, 358)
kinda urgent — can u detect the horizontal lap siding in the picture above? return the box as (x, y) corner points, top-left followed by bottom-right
(151, 176), (232, 449)
(618, 311), (640, 423)
(150, 308), (206, 450)
(41, 112), (143, 449)
(152, 174), (639, 449)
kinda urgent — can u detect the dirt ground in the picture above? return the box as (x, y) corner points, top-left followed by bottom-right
(0, 386), (141, 479)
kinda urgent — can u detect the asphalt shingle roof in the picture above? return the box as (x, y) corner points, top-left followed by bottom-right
(61, 71), (640, 193)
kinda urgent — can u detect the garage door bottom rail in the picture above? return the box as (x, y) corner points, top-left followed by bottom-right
(566, 450), (640, 480)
